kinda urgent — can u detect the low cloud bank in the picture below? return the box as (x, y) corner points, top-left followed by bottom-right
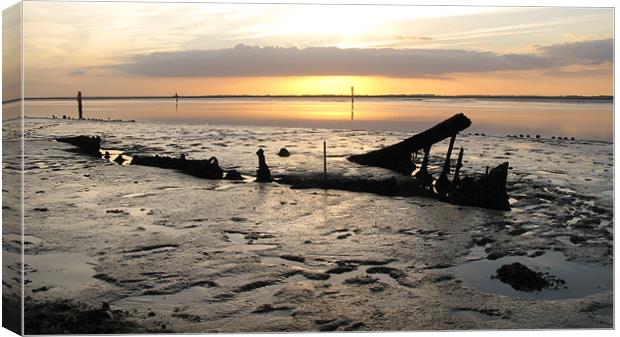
(115, 39), (612, 78)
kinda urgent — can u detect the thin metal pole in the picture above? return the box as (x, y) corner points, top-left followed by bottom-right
(351, 86), (354, 121)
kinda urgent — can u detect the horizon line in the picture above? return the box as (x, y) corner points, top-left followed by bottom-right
(2, 93), (614, 104)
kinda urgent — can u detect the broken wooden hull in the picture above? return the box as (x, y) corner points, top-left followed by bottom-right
(131, 155), (225, 180)
(277, 162), (510, 211)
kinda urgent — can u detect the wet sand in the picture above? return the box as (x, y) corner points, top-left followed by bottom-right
(2, 118), (613, 332)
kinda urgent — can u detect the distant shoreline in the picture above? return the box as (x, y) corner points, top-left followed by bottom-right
(2, 94), (614, 104)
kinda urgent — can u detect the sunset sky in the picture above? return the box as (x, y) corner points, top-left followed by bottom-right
(20, 2), (614, 97)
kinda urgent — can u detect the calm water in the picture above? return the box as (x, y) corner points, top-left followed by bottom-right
(450, 251), (613, 300)
(17, 97), (614, 141)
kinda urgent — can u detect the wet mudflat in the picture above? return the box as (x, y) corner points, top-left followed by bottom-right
(5, 118), (613, 332)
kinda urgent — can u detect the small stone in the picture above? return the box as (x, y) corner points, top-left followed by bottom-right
(277, 148), (291, 157)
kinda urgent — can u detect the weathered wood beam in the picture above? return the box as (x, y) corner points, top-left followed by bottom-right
(347, 113), (471, 175)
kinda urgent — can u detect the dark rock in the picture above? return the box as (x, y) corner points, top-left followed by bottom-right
(224, 170), (243, 180)
(492, 262), (564, 292)
(277, 148), (291, 157)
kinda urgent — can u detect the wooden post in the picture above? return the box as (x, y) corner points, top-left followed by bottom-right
(323, 141), (328, 188)
(77, 91), (83, 119)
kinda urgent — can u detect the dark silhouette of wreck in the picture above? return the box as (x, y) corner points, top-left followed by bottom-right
(56, 113), (510, 211)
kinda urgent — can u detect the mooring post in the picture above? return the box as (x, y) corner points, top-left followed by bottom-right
(77, 91), (83, 119)
(323, 141), (327, 186)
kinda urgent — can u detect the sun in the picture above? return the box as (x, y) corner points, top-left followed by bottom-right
(285, 76), (378, 96)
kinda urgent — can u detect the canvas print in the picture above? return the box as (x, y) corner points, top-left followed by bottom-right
(2, 1), (614, 334)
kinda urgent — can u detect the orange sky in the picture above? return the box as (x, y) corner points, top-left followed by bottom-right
(13, 2), (615, 98)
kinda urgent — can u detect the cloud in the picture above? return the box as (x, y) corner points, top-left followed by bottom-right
(114, 39), (612, 78)
(396, 35), (434, 41)
(538, 38), (613, 64)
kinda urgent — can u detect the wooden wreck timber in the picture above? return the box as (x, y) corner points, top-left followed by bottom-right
(56, 135), (102, 157)
(132, 155), (230, 180)
(56, 135), (241, 180)
(348, 113), (471, 175)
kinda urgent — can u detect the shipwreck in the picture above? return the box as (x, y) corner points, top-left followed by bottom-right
(56, 113), (510, 211)
(280, 113), (511, 211)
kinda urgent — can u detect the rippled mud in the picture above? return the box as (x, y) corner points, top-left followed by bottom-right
(8, 118), (613, 332)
